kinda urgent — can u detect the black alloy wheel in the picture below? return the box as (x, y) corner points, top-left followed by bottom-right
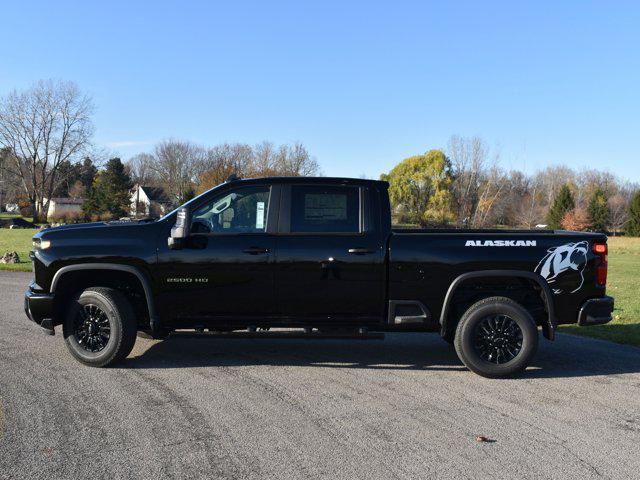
(63, 287), (137, 367)
(473, 314), (524, 364)
(74, 303), (111, 353)
(454, 296), (538, 378)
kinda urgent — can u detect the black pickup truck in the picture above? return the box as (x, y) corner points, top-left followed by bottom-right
(25, 176), (614, 377)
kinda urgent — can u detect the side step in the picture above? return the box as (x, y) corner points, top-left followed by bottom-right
(173, 329), (385, 340)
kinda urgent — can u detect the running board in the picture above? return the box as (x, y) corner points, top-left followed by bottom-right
(172, 330), (385, 340)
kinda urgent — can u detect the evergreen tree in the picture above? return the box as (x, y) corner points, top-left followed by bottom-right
(587, 187), (610, 232)
(52, 160), (83, 197)
(627, 190), (640, 236)
(81, 158), (132, 219)
(80, 157), (98, 190)
(82, 172), (107, 219)
(101, 158), (133, 218)
(546, 184), (575, 229)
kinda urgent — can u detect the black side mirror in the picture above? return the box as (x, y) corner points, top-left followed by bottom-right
(168, 207), (191, 250)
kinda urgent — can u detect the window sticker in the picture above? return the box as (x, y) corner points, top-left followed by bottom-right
(256, 201), (265, 229)
(304, 194), (347, 220)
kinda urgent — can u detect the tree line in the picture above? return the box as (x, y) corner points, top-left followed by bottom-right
(382, 137), (640, 235)
(0, 81), (319, 221)
(0, 80), (639, 234)
(127, 139), (320, 206)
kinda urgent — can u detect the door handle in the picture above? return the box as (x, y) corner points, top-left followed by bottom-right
(348, 248), (375, 254)
(242, 247), (270, 255)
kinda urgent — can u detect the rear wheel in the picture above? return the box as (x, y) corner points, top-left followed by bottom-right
(63, 287), (137, 367)
(454, 296), (538, 378)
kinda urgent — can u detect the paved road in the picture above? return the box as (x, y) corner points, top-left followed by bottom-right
(1, 271), (640, 479)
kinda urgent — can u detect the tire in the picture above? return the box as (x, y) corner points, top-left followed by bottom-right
(454, 296), (538, 378)
(63, 287), (137, 367)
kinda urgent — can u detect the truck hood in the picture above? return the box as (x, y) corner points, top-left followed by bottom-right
(32, 219), (165, 250)
(34, 219), (157, 237)
(32, 219), (165, 265)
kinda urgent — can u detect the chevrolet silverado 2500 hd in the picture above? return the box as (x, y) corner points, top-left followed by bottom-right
(24, 176), (614, 377)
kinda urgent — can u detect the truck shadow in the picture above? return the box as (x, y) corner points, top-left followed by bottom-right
(125, 332), (640, 379)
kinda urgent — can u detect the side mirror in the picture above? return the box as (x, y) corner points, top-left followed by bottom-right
(168, 207), (191, 250)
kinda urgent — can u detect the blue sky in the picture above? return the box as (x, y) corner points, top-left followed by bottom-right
(1, 1), (639, 181)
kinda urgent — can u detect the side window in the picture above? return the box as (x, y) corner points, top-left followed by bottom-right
(191, 186), (270, 234)
(290, 185), (360, 233)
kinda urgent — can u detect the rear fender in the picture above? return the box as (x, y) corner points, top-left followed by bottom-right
(439, 270), (556, 340)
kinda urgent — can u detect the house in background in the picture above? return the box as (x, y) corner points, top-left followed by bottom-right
(45, 197), (85, 220)
(130, 184), (172, 218)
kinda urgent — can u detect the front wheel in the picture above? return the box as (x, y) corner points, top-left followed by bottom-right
(63, 287), (137, 367)
(454, 296), (538, 378)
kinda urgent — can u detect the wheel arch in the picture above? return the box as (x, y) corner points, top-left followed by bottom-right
(50, 263), (159, 331)
(439, 270), (556, 341)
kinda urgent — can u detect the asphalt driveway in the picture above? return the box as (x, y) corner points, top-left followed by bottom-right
(1, 271), (639, 479)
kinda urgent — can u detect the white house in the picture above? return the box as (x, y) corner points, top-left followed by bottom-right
(130, 184), (171, 218)
(45, 197), (84, 220)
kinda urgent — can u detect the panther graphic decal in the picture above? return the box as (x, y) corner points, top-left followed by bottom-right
(535, 241), (589, 294)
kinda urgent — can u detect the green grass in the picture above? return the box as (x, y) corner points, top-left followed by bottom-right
(1, 225), (639, 346)
(0, 213), (33, 222)
(560, 236), (640, 347)
(0, 228), (37, 271)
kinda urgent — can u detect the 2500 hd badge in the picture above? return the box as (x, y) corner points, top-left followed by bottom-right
(166, 277), (209, 284)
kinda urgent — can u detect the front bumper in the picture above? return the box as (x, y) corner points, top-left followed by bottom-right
(578, 296), (614, 326)
(24, 286), (55, 332)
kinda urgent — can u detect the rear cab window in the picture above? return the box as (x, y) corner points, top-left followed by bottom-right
(290, 185), (360, 233)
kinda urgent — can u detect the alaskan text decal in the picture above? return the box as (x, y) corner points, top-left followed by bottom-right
(465, 240), (537, 247)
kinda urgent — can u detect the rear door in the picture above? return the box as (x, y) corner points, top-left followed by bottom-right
(275, 183), (385, 324)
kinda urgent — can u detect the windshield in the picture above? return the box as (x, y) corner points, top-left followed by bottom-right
(158, 181), (228, 222)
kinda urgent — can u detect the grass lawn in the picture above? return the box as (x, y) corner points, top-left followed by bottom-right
(560, 236), (640, 347)
(1, 226), (639, 346)
(0, 212), (34, 222)
(0, 228), (37, 272)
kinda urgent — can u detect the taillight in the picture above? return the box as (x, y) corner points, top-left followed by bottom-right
(593, 242), (607, 287)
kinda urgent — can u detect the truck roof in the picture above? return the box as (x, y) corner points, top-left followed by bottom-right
(228, 176), (389, 188)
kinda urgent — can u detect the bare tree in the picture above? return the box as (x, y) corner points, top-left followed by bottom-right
(448, 135), (487, 225)
(277, 142), (320, 176)
(514, 178), (546, 228)
(130, 140), (320, 201)
(250, 141), (278, 176)
(472, 165), (509, 227)
(0, 80), (94, 221)
(149, 139), (205, 204)
(127, 153), (158, 186)
(537, 166), (576, 208)
(608, 193), (630, 235)
(246, 141), (320, 177)
(0, 147), (20, 210)
(576, 169), (618, 204)
(197, 143), (253, 193)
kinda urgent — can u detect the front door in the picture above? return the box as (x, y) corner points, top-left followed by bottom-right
(275, 184), (385, 325)
(155, 183), (278, 327)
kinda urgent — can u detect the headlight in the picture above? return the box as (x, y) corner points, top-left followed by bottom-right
(33, 238), (51, 250)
